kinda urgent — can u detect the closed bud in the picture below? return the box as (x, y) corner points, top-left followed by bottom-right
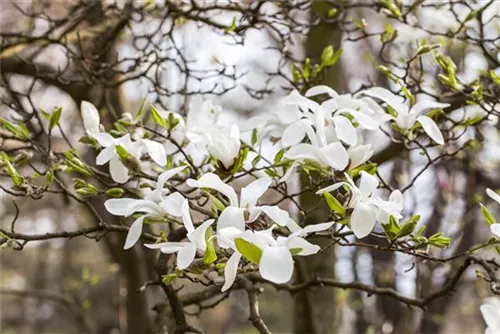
(106, 187), (125, 198)
(76, 187), (99, 197)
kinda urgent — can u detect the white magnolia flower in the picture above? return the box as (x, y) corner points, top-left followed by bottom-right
(144, 199), (214, 269)
(486, 188), (500, 237)
(104, 166), (187, 249)
(361, 87), (450, 145)
(317, 171), (403, 239)
(206, 124), (241, 169)
(220, 222), (332, 290)
(187, 173), (271, 240)
(480, 297), (500, 334)
(81, 101), (166, 183)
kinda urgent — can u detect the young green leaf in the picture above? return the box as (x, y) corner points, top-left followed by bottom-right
(49, 107), (62, 131)
(0, 152), (24, 186)
(322, 191), (346, 217)
(480, 203), (497, 226)
(203, 227), (217, 265)
(251, 128), (258, 146)
(150, 105), (169, 128)
(234, 238), (263, 264)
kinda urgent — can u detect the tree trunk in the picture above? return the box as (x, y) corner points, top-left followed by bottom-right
(293, 2), (343, 333)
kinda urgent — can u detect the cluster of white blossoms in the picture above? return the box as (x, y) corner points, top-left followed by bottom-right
(80, 85), (453, 289)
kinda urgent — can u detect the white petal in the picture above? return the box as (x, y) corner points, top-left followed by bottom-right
(217, 207), (245, 244)
(217, 226), (243, 249)
(487, 188), (500, 205)
(259, 246), (294, 284)
(105, 198), (156, 216)
(285, 144), (321, 161)
(286, 237), (320, 256)
(156, 166), (187, 190)
(176, 243), (197, 269)
(302, 222), (334, 234)
(221, 252), (242, 292)
(247, 207), (263, 222)
(188, 219), (215, 251)
(109, 155), (129, 183)
(389, 190), (403, 205)
(305, 85), (339, 98)
(279, 161), (299, 183)
(480, 304), (500, 331)
(281, 121), (307, 147)
(358, 171), (379, 197)
(333, 116), (357, 146)
(348, 144), (373, 169)
(351, 111), (378, 130)
(351, 202), (377, 239)
(286, 219), (302, 233)
(145, 242), (190, 252)
(159, 192), (185, 217)
(321, 98), (337, 112)
(142, 139), (167, 166)
(490, 224), (500, 238)
(240, 177), (271, 209)
(319, 142), (349, 170)
(94, 133), (115, 147)
(282, 90), (319, 112)
(315, 181), (349, 195)
(410, 100), (450, 115)
(96, 145), (116, 165)
(124, 216), (146, 249)
(181, 199), (194, 233)
(186, 173), (238, 206)
(416, 115), (444, 145)
(81, 101), (100, 137)
(260, 205), (290, 226)
(360, 87), (407, 114)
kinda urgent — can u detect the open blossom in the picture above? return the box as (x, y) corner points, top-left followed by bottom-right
(317, 171), (403, 239)
(219, 222), (333, 291)
(486, 188), (500, 237)
(480, 297), (500, 334)
(81, 101), (166, 183)
(104, 166), (187, 249)
(144, 199), (214, 269)
(206, 124), (241, 169)
(361, 87), (450, 145)
(187, 173), (271, 240)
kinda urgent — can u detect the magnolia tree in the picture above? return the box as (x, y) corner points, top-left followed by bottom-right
(1, 1), (500, 333)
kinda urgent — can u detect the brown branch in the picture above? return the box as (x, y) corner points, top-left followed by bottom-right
(241, 277), (272, 334)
